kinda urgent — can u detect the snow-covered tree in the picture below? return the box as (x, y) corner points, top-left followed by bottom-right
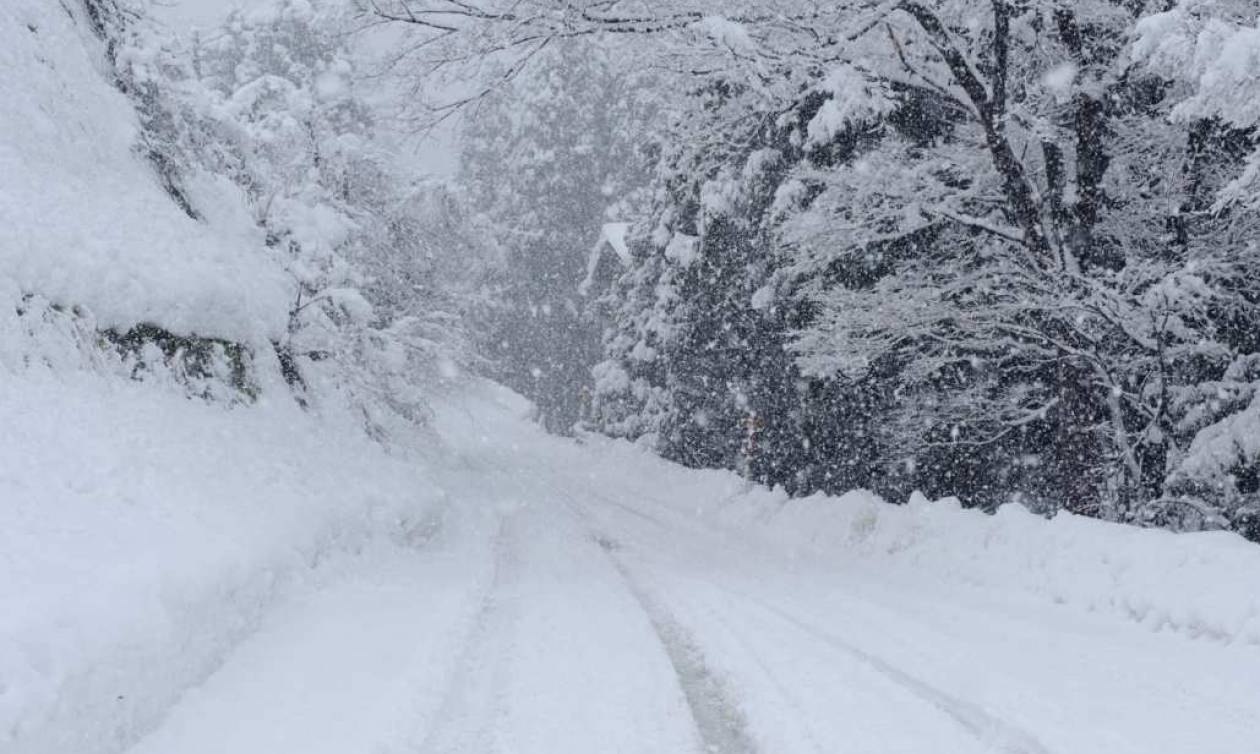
(765, 0), (1260, 527)
(375, 0), (1260, 538)
(1128, 0), (1260, 536)
(100, 0), (476, 438)
(457, 39), (654, 433)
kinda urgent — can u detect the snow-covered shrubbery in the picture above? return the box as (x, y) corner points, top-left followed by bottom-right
(1128, 0), (1260, 541)
(9, 0), (478, 433)
(105, 0), (480, 434)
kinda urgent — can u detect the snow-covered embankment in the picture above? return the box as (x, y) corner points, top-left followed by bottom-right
(0, 1), (444, 751)
(574, 433), (1260, 648)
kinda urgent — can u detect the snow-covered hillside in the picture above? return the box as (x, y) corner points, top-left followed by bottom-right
(0, 0), (290, 343)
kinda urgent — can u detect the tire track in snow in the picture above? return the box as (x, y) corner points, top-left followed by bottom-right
(727, 588), (1054, 754)
(414, 510), (522, 754)
(591, 533), (759, 754)
(567, 490), (829, 753)
(573, 486), (1050, 754)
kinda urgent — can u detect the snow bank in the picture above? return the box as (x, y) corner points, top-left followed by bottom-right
(0, 370), (444, 754)
(0, 9), (450, 750)
(579, 437), (1260, 648)
(0, 0), (290, 344)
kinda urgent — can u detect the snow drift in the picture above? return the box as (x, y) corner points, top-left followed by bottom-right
(571, 434), (1260, 648)
(0, 371), (446, 754)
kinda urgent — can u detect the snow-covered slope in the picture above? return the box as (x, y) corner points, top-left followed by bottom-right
(0, 0), (289, 343)
(0, 371), (446, 754)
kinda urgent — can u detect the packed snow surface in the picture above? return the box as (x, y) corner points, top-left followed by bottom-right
(4, 377), (1260, 754)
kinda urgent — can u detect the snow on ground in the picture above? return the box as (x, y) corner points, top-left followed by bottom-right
(0, 367), (447, 754)
(0, 0), (290, 343)
(580, 445), (1260, 648)
(431, 387), (1260, 754)
(7, 377), (1258, 754)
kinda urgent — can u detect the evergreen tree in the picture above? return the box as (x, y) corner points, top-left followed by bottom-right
(459, 40), (653, 433)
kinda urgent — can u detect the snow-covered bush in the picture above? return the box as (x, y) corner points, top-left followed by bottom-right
(80, 0), (477, 436)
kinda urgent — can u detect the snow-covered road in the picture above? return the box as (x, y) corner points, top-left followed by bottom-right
(110, 387), (1260, 754)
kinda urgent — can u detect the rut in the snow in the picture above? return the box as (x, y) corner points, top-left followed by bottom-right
(737, 592), (1053, 754)
(417, 512), (521, 754)
(595, 534), (759, 754)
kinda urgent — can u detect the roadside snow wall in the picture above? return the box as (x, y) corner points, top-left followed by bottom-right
(0, 3), (437, 753)
(579, 436), (1260, 648)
